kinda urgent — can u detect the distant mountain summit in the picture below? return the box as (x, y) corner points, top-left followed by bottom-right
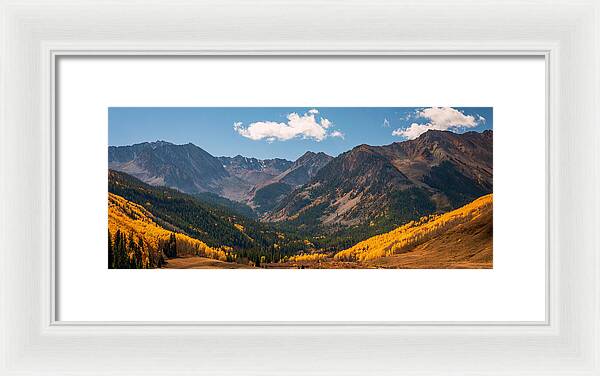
(218, 155), (292, 186)
(266, 130), (493, 237)
(108, 141), (229, 193)
(108, 141), (333, 207)
(275, 151), (334, 187)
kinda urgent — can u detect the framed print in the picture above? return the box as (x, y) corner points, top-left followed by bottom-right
(1, 0), (599, 375)
(55, 56), (545, 322)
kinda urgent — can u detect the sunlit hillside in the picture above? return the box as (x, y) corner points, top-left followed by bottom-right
(108, 193), (233, 267)
(334, 194), (493, 264)
(285, 253), (329, 262)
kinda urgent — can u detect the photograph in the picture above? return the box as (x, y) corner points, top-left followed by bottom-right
(108, 107), (493, 269)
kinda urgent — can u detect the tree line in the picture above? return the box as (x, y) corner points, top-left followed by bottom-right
(108, 229), (178, 269)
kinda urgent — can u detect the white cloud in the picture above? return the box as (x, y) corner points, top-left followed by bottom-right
(233, 110), (341, 142)
(330, 130), (345, 139)
(383, 118), (390, 128)
(320, 118), (332, 129)
(392, 107), (484, 140)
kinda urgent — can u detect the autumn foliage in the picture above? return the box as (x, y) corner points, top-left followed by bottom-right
(334, 194), (493, 262)
(286, 253), (329, 262)
(108, 193), (233, 268)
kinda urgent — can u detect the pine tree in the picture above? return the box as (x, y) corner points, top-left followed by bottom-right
(157, 250), (165, 267)
(171, 233), (177, 258)
(114, 229), (128, 269)
(128, 231), (136, 269)
(137, 237), (145, 268)
(108, 230), (114, 269)
(114, 230), (122, 268)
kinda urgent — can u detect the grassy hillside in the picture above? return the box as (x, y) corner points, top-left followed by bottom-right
(334, 194), (492, 267)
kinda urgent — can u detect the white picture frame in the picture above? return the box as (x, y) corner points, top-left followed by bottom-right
(1, 0), (598, 375)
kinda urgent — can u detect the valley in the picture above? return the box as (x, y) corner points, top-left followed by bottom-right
(108, 129), (493, 269)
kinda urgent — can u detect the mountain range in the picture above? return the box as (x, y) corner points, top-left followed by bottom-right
(109, 141), (332, 211)
(109, 130), (492, 240)
(268, 130), (492, 234)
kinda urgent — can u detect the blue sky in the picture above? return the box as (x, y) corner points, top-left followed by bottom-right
(108, 107), (493, 161)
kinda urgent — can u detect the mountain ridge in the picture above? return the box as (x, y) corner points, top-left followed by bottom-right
(109, 130), (492, 240)
(266, 130), (493, 239)
(108, 141), (332, 205)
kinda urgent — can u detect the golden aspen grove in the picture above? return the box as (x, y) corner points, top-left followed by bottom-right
(335, 194), (493, 262)
(285, 253), (329, 262)
(109, 192), (493, 269)
(270, 194), (493, 269)
(108, 193), (234, 268)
